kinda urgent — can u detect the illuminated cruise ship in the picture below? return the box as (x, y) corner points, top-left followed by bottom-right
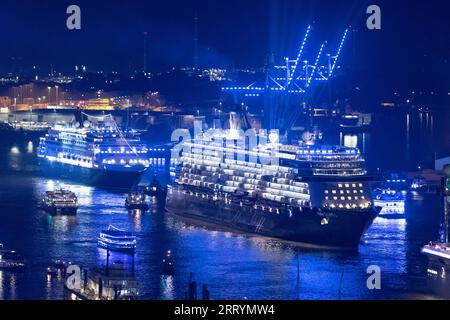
(37, 119), (150, 187)
(166, 115), (380, 249)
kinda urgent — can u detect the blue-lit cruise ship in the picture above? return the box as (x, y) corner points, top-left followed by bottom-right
(167, 116), (381, 249)
(37, 120), (150, 188)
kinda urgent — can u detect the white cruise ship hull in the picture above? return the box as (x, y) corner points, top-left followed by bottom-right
(40, 158), (145, 189)
(166, 187), (379, 249)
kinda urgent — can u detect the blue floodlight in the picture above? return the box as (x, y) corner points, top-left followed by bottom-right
(287, 25), (311, 87)
(329, 28), (349, 77)
(307, 43), (325, 88)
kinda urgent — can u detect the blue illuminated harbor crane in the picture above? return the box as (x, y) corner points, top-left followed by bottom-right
(222, 25), (349, 132)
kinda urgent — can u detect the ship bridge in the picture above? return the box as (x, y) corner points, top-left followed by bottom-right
(277, 145), (366, 177)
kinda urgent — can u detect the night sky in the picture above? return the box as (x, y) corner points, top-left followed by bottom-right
(0, 0), (449, 94)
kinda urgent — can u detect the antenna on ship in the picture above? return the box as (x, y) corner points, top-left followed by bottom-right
(80, 112), (139, 157)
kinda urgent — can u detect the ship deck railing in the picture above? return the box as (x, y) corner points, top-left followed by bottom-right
(312, 169), (366, 176)
(49, 203), (78, 208)
(422, 243), (450, 260)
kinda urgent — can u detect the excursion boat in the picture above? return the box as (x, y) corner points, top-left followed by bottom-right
(41, 189), (78, 215)
(0, 244), (26, 271)
(10, 120), (50, 132)
(372, 188), (405, 216)
(0, 121), (49, 139)
(125, 191), (149, 211)
(97, 225), (136, 253)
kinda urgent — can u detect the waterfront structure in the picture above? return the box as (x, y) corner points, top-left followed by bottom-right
(435, 156), (450, 172)
(84, 98), (115, 111)
(65, 262), (139, 300)
(222, 25), (349, 131)
(0, 96), (11, 109)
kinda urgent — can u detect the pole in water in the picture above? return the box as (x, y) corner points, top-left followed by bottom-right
(338, 268), (345, 300)
(106, 248), (110, 276)
(188, 272), (197, 300)
(296, 254), (300, 300)
(202, 284), (210, 300)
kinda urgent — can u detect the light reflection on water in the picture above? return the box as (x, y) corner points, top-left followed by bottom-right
(0, 131), (445, 300)
(161, 275), (175, 300)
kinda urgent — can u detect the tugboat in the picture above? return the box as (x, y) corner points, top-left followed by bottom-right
(97, 225), (136, 253)
(41, 189), (78, 215)
(162, 250), (175, 275)
(47, 259), (69, 280)
(145, 177), (168, 200)
(0, 244), (26, 271)
(125, 191), (149, 211)
(145, 177), (167, 210)
(372, 188), (406, 217)
(410, 176), (428, 192)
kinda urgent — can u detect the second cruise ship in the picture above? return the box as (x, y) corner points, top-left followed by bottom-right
(37, 116), (150, 188)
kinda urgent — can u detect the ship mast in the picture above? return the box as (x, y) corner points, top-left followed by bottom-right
(80, 112), (140, 157)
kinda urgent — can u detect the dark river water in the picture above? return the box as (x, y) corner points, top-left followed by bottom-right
(0, 109), (448, 300)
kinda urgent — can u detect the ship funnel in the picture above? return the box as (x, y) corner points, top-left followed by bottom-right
(229, 112), (240, 131)
(301, 126), (323, 146)
(228, 112), (241, 139)
(228, 109), (251, 131)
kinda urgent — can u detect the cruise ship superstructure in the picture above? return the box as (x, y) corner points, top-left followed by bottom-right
(37, 119), (150, 187)
(166, 117), (380, 249)
(422, 176), (450, 297)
